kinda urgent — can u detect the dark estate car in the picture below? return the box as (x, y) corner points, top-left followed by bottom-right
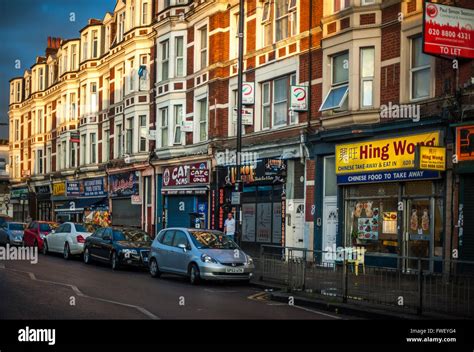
(83, 227), (152, 270)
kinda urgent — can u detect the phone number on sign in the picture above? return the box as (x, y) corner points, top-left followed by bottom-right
(428, 28), (471, 40)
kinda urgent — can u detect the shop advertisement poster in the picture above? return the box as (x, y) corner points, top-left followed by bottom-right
(242, 203), (256, 242)
(109, 172), (139, 198)
(66, 181), (83, 197)
(52, 183), (66, 197)
(423, 2), (474, 59)
(83, 178), (106, 197)
(415, 146), (446, 171)
(382, 212), (398, 234)
(256, 203), (272, 243)
(456, 125), (474, 161)
(355, 206), (379, 241)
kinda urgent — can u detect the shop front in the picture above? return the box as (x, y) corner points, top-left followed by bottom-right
(161, 162), (210, 229)
(10, 186), (30, 222)
(108, 171), (141, 228)
(334, 130), (446, 272)
(216, 158), (287, 255)
(35, 185), (52, 221)
(455, 123), (474, 261)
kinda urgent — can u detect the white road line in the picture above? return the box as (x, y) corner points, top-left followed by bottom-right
(5, 267), (160, 320)
(291, 304), (343, 319)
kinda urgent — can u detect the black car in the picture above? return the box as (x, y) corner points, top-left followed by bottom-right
(83, 227), (152, 270)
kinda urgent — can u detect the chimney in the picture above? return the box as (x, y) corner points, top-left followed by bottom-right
(45, 36), (62, 56)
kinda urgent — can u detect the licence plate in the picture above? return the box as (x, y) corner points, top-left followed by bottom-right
(225, 267), (244, 274)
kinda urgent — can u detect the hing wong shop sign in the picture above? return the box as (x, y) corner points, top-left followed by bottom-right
(423, 2), (474, 59)
(336, 132), (441, 175)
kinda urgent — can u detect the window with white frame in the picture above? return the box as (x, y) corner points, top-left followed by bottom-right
(117, 124), (123, 157)
(103, 77), (109, 109)
(70, 93), (76, 119)
(275, 0), (289, 42)
(61, 141), (66, 169)
(362, 0), (375, 5)
(410, 36), (431, 100)
(81, 135), (86, 165)
(70, 142), (76, 168)
(198, 98), (208, 141)
(38, 68), (44, 91)
(25, 78), (30, 98)
(334, 0), (350, 13)
(15, 82), (21, 102)
(139, 115), (147, 152)
(175, 36), (184, 77)
(261, 74), (296, 129)
(92, 30), (99, 58)
(83, 33), (89, 61)
(118, 12), (125, 42)
(129, 58), (135, 91)
(261, 0), (297, 47)
(104, 129), (110, 161)
(320, 51), (349, 111)
(199, 26), (208, 70)
(38, 109), (43, 133)
(91, 82), (98, 113)
(130, 0), (135, 28)
(126, 117), (134, 154)
(173, 105), (183, 145)
(14, 120), (19, 141)
(142, 2), (148, 25)
(160, 40), (169, 81)
(262, 2), (272, 47)
(71, 44), (77, 70)
(37, 149), (43, 174)
(160, 108), (169, 147)
(360, 47), (374, 108)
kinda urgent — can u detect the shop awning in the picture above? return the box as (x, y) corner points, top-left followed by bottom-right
(55, 197), (107, 213)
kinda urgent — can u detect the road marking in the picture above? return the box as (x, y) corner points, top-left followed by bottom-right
(291, 304), (343, 319)
(5, 267), (160, 320)
(247, 291), (269, 301)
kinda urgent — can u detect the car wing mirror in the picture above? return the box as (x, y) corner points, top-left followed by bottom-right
(178, 244), (187, 252)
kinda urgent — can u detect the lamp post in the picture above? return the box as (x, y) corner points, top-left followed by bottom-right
(235, 0), (245, 244)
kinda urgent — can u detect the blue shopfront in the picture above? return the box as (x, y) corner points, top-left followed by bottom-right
(309, 118), (448, 272)
(161, 162), (210, 229)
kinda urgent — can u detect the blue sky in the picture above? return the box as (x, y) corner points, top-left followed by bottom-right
(0, 0), (116, 139)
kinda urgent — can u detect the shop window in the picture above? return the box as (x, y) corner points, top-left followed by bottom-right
(404, 181), (434, 196)
(320, 51), (349, 112)
(324, 156), (337, 197)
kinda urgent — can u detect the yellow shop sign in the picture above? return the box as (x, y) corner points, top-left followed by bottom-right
(336, 132), (441, 175)
(52, 182), (65, 196)
(416, 146), (446, 171)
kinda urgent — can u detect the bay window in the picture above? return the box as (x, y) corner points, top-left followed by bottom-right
(320, 51), (349, 111)
(173, 105), (183, 145)
(139, 115), (147, 152)
(161, 40), (169, 81)
(175, 36), (184, 77)
(410, 36), (431, 100)
(198, 98), (208, 142)
(360, 47), (374, 108)
(160, 108), (169, 147)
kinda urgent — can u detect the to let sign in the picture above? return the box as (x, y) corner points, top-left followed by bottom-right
(423, 2), (474, 59)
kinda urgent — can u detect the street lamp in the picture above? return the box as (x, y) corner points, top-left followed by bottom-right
(235, 0), (245, 244)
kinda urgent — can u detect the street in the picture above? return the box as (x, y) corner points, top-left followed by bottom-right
(0, 254), (350, 320)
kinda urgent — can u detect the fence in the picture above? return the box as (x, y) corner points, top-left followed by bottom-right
(253, 245), (474, 318)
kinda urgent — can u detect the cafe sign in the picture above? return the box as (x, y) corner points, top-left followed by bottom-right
(336, 132), (441, 175)
(415, 146), (446, 171)
(162, 162), (209, 188)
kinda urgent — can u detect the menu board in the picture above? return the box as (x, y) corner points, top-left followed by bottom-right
(382, 212), (398, 234)
(256, 203), (272, 243)
(357, 207), (379, 240)
(242, 203), (256, 242)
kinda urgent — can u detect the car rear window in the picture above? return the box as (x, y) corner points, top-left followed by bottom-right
(9, 223), (25, 231)
(75, 224), (88, 232)
(39, 223), (52, 232)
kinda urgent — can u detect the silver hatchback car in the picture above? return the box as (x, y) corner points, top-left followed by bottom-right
(149, 228), (254, 284)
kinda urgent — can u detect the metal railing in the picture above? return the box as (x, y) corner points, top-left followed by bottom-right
(253, 245), (474, 318)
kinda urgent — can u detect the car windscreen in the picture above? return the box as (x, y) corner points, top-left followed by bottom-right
(9, 223), (25, 231)
(113, 229), (150, 242)
(39, 223), (53, 232)
(189, 231), (238, 249)
(74, 224), (88, 232)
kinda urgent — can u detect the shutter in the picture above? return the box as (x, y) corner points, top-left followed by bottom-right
(111, 198), (141, 227)
(461, 175), (474, 261)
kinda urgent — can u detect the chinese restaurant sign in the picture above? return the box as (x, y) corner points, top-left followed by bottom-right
(416, 146), (446, 171)
(456, 125), (474, 162)
(423, 2), (474, 59)
(336, 132), (442, 185)
(109, 172), (139, 197)
(162, 162), (209, 187)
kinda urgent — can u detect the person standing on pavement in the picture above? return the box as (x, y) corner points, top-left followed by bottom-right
(224, 212), (236, 242)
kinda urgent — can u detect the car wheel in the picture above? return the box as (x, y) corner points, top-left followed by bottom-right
(189, 263), (201, 285)
(83, 247), (91, 264)
(149, 258), (161, 278)
(111, 251), (120, 271)
(63, 243), (71, 260)
(42, 240), (49, 255)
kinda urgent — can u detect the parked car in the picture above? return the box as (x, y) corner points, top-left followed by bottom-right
(83, 227), (151, 270)
(0, 222), (26, 246)
(23, 221), (58, 251)
(0, 215), (13, 227)
(149, 228), (254, 285)
(43, 222), (93, 259)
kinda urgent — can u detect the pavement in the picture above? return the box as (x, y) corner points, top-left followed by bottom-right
(0, 253), (355, 320)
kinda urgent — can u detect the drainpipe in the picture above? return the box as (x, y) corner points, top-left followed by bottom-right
(147, 151), (157, 238)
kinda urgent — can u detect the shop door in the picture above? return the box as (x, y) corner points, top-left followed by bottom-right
(404, 198), (433, 272)
(167, 196), (195, 228)
(286, 200), (305, 253)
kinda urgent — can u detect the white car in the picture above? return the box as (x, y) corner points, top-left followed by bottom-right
(43, 222), (93, 259)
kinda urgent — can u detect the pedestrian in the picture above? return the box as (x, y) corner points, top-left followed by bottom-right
(224, 212), (236, 242)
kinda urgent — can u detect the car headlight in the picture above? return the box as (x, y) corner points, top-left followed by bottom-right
(246, 256), (254, 265)
(14, 236), (22, 241)
(201, 254), (218, 264)
(121, 249), (138, 255)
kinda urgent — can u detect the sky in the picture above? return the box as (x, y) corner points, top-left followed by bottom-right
(0, 0), (116, 140)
